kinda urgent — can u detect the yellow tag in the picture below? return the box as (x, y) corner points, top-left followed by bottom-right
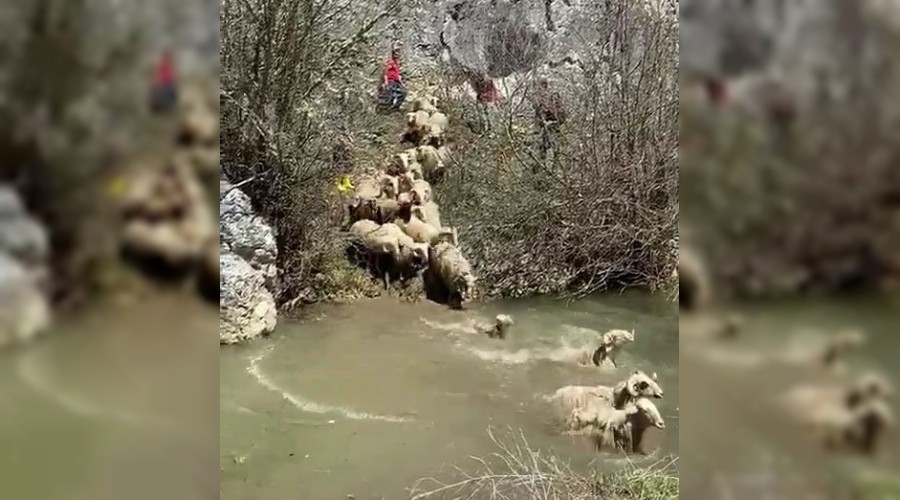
(336, 175), (354, 193)
(107, 177), (126, 197)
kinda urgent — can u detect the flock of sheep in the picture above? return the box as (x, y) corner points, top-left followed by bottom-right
(679, 245), (894, 456)
(118, 88), (219, 301)
(546, 330), (669, 455)
(344, 95), (476, 308)
(344, 93), (668, 455)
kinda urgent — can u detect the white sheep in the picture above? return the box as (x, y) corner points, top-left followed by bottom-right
(396, 213), (455, 246)
(411, 179), (433, 205)
(594, 397), (666, 454)
(410, 95), (439, 115)
(411, 201), (442, 228)
(475, 314), (515, 339)
(550, 371), (664, 431)
(415, 145), (445, 180)
(427, 242), (477, 309)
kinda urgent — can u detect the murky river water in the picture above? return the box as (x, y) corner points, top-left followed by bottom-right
(0, 292), (219, 500)
(220, 291), (679, 500)
(680, 295), (900, 500)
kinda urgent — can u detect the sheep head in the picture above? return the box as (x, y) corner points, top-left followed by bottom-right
(633, 398), (666, 429)
(627, 371), (664, 399)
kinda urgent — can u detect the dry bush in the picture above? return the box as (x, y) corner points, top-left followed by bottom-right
(680, 1), (900, 297)
(409, 427), (678, 500)
(0, 0), (151, 304)
(434, 2), (679, 298)
(220, 0), (402, 305)
(221, 0), (678, 305)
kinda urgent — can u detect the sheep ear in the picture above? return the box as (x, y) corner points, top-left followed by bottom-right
(651, 372), (658, 381)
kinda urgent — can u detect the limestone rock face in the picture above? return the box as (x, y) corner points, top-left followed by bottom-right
(219, 251), (276, 345)
(219, 187), (278, 293)
(0, 187), (51, 348)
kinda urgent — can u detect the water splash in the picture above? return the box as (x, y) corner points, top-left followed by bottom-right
(16, 349), (186, 434)
(246, 350), (412, 424)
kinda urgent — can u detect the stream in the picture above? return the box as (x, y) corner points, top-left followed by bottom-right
(220, 291), (678, 499)
(680, 295), (900, 499)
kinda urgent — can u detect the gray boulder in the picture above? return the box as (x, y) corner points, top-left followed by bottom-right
(219, 187), (278, 293)
(0, 252), (50, 347)
(220, 251), (276, 345)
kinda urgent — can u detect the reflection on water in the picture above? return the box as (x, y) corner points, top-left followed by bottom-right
(681, 295), (899, 500)
(0, 293), (219, 500)
(219, 291), (678, 500)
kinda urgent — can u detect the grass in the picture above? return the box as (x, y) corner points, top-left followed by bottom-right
(408, 427), (678, 500)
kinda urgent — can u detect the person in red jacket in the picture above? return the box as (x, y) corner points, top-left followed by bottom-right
(380, 41), (406, 109)
(150, 50), (178, 113)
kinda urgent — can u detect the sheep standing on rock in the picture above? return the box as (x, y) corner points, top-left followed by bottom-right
(426, 242), (477, 309)
(591, 397), (666, 454)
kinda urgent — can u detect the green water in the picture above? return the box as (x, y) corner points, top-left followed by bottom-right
(680, 295), (899, 500)
(220, 291), (679, 500)
(0, 293), (219, 500)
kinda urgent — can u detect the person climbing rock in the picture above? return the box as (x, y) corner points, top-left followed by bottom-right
(532, 76), (566, 162)
(150, 50), (178, 113)
(380, 41), (406, 109)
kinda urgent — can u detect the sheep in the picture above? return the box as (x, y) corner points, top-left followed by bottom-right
(820, 329), (865, 370)
(349, 220), (427, 287)
(550, 371), (664, 431)
(379, 223), (429, 275)
(475, 314), (515, 339)
(421, 112), (449, 147)
(426, 242), (477, 309)
(350, 195), (411, 225)
(405, 110), (431, 144)
(410, 95), (439, 115)
(436, 145), (452, 166)
(387, 152), (412, 176)
(415, 145), (445, 181)
(411, 201), (442, 228)
(396, 214), (456, 246)
(411, 179), (433, 205)
(408, 160), (425, 181)
(820, 398), (894, 455)
(782, 371), (893, 451)
(353, 174), (382, 200)
(573, 329), (635, 368)
(379, 175), (399, 199)
(398, 172), (416, 194)
(591, 397), (666, 454)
